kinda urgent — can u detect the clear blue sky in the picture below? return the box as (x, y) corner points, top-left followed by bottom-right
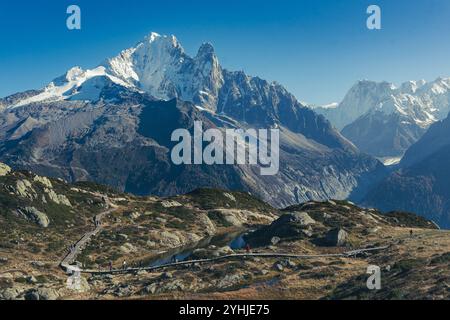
(1, 0), (449, 104)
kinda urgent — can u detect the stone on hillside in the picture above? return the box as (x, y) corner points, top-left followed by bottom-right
(0, 163), (11, 176)
(325, 228), (348, 247)
(282, 212), (316, 226)
(245, 211), (317, 246)
(274, 263), (284, 272)
(57, 194), (72, 207)
(118, 234), (129, 241)
(271, 236), (281, 245)
(301, 226), (314, 238)
(161, 200), (182, 208)
(25, 288), (59, 301)
(223, 192), (236, 202)
(33, 175), (53, 188)
(0, 288), (22, 300)
(128, 212), (141, 220)
(367, 227), (381, 234)
(144, 283), (158, 295)
(216, 274), (245, 289)
(161, 272), (173, 280)
(17, 207), (50, 228)
(15, 180), (37, 200)
(120, 243), (137, 254)
(44, 188), (72, 207)
(212, 246), (235, 257)
(259, 269), (269, 276)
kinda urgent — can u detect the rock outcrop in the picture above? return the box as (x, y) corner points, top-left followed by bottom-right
(16, 207), (50, 228)
(0, 162), (11, 176)
(324, 228), (349, 247)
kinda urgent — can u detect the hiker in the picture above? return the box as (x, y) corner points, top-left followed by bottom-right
(123, 261), (127, 270)
(109, 261), (113, 272)
(246, 244), (251, 254)
(410, 230), (414, 238)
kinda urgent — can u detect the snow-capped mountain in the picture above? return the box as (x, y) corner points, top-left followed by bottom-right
(6, 33), (223, 110)
(0, 32), (384, 207)
(313, 78), (450, 159)
(315, 79), (450, 130)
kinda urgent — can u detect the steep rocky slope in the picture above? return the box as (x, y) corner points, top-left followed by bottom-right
(363, 114), (450, 228)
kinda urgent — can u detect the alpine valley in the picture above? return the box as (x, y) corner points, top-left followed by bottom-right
(0, 32), (385, 208)
(1, 32), (450, 301)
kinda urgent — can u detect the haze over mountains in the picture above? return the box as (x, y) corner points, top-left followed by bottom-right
(314, 78), (450, 160)
(0, 33), (383, 208)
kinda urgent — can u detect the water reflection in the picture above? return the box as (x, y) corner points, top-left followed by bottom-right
(141, 230), (248, 268)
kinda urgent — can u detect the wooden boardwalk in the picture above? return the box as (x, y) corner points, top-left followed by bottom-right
(60, 197), (117, 272)
(80, 246), (390, 275)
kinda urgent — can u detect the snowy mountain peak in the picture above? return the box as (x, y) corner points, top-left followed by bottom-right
(197, 42), (215, 57)
(2, 33), (256, 113)
(400, 80), (426, 94)
(145, 31), (162, 42)
(315, 77), (450, 131)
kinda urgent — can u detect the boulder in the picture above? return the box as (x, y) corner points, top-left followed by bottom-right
(274, 212), (316, 227)
(15, 180), (37, 200)
(325, 228), (348, 247)
(0, 163), (11, 176)
(270, 237), (281, 245)
(144, 283), (158, 295)
(161, 272), (173, 280)
(273, 263), (284, 272)
(223, 192), (237, 202)
(216, 274), (245, 289)
(0, 288), (22, 300)
(16, 207), (50, 228)
(161, 200), (182, 208)
(120, 243), (137, 254)
(25, 288), (59, 301)
(44, 188), (72, 207)
(259, 269), (269, 276)
(212, 246), (234, 257)
(245, 212), (317, 246)
(33, 175), (53, 188)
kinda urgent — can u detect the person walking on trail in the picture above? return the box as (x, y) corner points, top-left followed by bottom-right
(246, 244), (252, 254)
(109, 261), (113, 272)
(123, 261), (127, 270)
(410, 230), (414, 238)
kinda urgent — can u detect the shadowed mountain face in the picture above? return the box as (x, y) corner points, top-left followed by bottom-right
(341, 111), (426, 159)
(363, 114), (450, 228)
(0, 33), (384, 208)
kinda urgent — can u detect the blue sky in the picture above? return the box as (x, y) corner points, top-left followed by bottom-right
(0, 0), (449, 104)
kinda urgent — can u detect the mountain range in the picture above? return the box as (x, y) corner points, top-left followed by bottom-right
(363, 112), (450, 228)
(313, 78), (450, 161)
(0, 33), (384, 208)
